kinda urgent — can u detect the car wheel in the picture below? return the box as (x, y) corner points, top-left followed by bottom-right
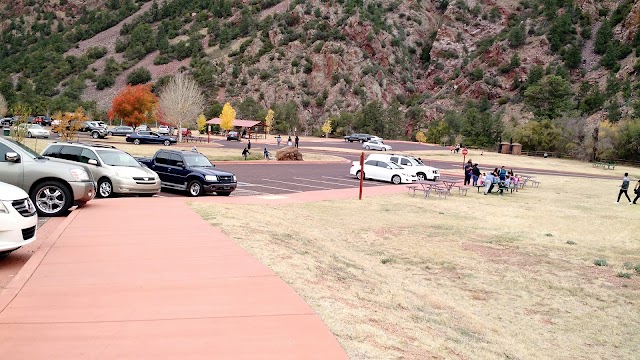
(108, 131), (113, 136)
(356, 170), (364, 180)
(163, 140), (171, 146)
(188, 180), (203, 197)
(27, 132), (32, 138)
(92, 131), (99, 139)
(217, 191), (232, 196)
(97, 178), (113, 198)
(365, 145), (370, 150)
(31, 180), (72, 217)
(417, 173), (426, 181)
(360, 139), (364, 143)
(133, 139), (141, 145)
(382, 148), (387, 151)
(391, 175), (401, 185)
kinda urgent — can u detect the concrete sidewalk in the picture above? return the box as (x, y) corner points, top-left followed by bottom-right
(0, 196), (352, 359)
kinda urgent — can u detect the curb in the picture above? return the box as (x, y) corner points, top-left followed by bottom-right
(0, 209), (81, 313)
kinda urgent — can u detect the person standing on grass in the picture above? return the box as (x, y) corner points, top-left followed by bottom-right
(242, 147), (249, 160)
(295, 135), (299, 148)
(616, 173), (632, 203)
(632, 179), (640, 204)
(483, 172), (495, 195)
(463, 160), (472, 185)
(499, 166), (507, 181)
(472, 164), (481, 186)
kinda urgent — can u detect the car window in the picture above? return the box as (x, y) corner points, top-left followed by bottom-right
(400, 158), (411, 166)
(364, 160), (377, 166)
(59, 146), (82, 162)
(42, 145), (63, 157)
(377, 162), (390, 168)
(168, 153), (183, 167)
(155, 152), (169, 165)
(80, 149), (99, 164)
(0, 143), (12, 162)
(390, 157), (398, 163)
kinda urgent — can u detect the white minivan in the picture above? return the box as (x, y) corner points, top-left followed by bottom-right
(366, 154), (440, 181)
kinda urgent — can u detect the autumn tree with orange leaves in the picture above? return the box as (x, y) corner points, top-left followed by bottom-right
(108, 84), (158, 127)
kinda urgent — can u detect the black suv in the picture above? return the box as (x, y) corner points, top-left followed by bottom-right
(138, 150), (237, 196)
(344, 133), (372, 143)
(77, 121), (108, 139)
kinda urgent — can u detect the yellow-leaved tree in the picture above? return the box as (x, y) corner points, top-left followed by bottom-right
(10, 103), (32, 143)
(219, 102), (236, 131)
(196, 114), (207, 134)
(53, 107), (87, 141)
(415, 131), (427, 143)
(321, 118), (333, 138)
(264, 108), (274, 134)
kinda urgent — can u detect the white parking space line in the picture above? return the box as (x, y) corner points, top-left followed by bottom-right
(293, 177), (358, 187)
(249, 183), (303, 193)
(261, 179), (332, 190)
(321, 176), (386, 185)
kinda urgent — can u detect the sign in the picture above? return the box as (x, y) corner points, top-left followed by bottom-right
(462, 148), (468, 156)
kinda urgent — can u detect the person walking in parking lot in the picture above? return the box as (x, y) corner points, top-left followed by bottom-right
(276, 134), (281, 146)
(295, 135), (299, 148)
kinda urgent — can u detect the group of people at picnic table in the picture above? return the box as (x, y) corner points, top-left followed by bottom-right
(463, 160), (521, 195)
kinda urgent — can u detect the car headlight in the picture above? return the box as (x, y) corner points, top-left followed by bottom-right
(205, 175), (218, 182)
(232, 175), (237, 182)
(70, 168), (90, 181)
(0, 201), (9, 214)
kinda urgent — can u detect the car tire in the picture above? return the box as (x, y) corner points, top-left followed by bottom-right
(382, 148), (387, 151)
(97, 178), (113, 198)
(365, 145), (370, 150)
(163, 140), (171, 146)
(27, 132), (32, 138)
(391, 175), (401, 185)
(92, 131), (99, 139)
(31, 180), (72, 217)
(417, 173), (426, 181)
(360, 139), (364, 143)
(217, 191), (232, 196)
(356, 170), (364, 180)
(108, 131), (113, 136)
(187, 180), (203, 197)
(133, 139), (141, 145)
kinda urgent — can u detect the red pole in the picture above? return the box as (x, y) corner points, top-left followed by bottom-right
(359, 151), (364, 200)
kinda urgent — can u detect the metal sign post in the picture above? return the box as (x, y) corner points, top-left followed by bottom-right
(359, 152), (364, 200)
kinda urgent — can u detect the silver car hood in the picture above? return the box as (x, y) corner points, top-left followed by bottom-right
(112, 166), (158, 178)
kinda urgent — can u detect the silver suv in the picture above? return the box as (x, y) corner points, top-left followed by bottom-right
(0, 137), (96, 216)
(41, 142), (160, 198)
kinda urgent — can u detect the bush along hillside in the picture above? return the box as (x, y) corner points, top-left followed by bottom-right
(1, 0), (640, 161)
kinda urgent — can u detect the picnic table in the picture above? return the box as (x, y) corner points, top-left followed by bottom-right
(407, 181), (450, 199)
(593, 161), (616, 170)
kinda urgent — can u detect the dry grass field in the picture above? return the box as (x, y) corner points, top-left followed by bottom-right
(192, 175), (640, 359)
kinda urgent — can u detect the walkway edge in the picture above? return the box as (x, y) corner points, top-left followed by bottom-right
(0, 209), (81, 313)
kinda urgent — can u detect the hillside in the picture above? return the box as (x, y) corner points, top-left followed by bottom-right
(1, 0), (640, 160)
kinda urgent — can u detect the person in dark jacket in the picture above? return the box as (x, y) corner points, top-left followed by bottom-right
(471, 164), (481, 186)
(294, 135), (299, 148)
(242, 147), (249, 160)
(463, 160), (472, 185)
(632, 179), (640, 204)
(247, 139), (251, 151)
(616, 173), (631, 204)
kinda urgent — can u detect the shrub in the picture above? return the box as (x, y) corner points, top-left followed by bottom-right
(593, 259), (608, 266)
(96, 75), (114, 90)
(616, 272), (632, 279)
(126, 67), (152, 85)
(469, 67), (483, 81)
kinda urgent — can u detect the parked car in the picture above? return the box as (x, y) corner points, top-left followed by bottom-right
(1, 117), (16, 126)
(0, 137), (96, 216)
(180, 128), (191, 137)
(126, 131), (177, 146)
(350, 159), (415, 184)
(363, 140), (391, 151)
(14, 124), (50, 138)
(367, 153), (440, 181)
(138, 150), (237, 197)
(344, 133), (373, 143)
(41, 142), (160, 198)
(0, 181), (38, 258)
(107, 126), (134, 136)
(31, 116), (52, 126)
(80, 121), (109, 139)
(227, 131), (240, 141)
(158, 125), (171, 135)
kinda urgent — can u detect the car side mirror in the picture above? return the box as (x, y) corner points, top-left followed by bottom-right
(176, 162), (184, 168)
(88, 159), (99, 166)
(5, 152), (20, 163)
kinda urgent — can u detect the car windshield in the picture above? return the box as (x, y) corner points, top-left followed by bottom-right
(96, 150), (141, 167)
(183, 154), (213, 167)
(6, 138), (40, 159)
(388, 162), (403, 169)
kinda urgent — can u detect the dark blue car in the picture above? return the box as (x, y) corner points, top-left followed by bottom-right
(126, 131), (177, 146)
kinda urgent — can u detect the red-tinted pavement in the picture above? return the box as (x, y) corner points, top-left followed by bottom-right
(0, 196), (353, 359)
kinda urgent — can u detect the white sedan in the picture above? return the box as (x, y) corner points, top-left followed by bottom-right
(363, 140), (392, 151)
(350, 159), (416, 184)
(0, 182), (37, 258)
(15, 124), (50, 138)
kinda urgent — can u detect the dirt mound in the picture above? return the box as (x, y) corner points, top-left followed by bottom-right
(276, 146), (303, 161)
